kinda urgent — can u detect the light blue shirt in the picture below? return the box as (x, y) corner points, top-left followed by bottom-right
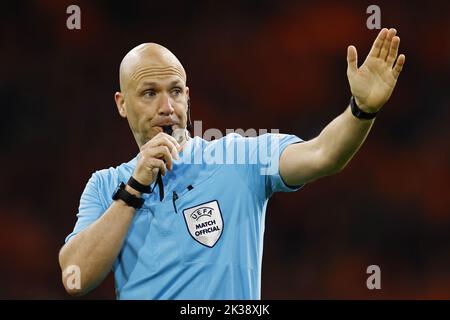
(65, 133), (303, 299)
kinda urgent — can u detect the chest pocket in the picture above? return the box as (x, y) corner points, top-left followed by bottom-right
(170, 175), (231, 265)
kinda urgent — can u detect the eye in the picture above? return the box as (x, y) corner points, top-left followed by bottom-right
(143, 90), (156, 97)
(172, 88), (182, 96)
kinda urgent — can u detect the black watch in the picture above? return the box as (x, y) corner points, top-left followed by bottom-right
(350, 96), (378, 120)
(127, 176), (151, 193)
(112, 182), (144, 209)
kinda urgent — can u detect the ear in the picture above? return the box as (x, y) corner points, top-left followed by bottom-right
(185, 86), (190, 109)
(114, 92), (127, 118)
(185, 87), (193, 131)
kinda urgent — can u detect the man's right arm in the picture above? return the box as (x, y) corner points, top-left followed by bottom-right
(58, 184), (140, 296)
(59, 132), (180, 296)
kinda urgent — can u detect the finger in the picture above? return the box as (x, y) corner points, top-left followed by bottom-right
(163, 137), (180, 160)
(380, 28), (397, 60)
(386, 36), (400, 67)
(141, 145), (172, 171)
(149, 158), (166, 176)
(149, 146), (173, 170)
(347, 45), (358, 74)
(160, 132), (181, 149)
(147, 136), (180, 159)
(392, 54), (406, 80)
(162, 135), (180, 158)
(140, 146), (170, 170)
(368, 28), (388, 58)
(142, 132), (181, 150)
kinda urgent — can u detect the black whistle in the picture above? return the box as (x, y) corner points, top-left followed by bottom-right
(162, 125), (173, 136)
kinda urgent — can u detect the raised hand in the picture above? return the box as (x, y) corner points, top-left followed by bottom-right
(347, 28), (406, 113)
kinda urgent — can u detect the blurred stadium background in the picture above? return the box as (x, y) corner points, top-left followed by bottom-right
(0, 0), (449, 299)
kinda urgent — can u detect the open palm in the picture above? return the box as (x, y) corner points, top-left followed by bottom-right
(347, 28), (406, 113)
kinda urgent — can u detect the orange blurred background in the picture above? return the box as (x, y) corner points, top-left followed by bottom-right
(0, 0), (449, 299)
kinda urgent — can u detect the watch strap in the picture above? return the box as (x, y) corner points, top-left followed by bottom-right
(350, 96), (378, 120)
(127, 176), (151, 194)
(112, 182), (144, 209)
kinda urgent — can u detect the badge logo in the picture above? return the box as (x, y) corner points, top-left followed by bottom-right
(182, 200), (223, 247)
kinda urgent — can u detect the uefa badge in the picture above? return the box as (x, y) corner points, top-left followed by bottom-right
(182, 200), (223, 247)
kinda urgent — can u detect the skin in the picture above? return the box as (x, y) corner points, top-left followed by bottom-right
(280, 28), (405, 185)
(115, 43), (191, 186)
(59, 43), (191, 295)
(116, 43), (189, 148)
(59, 29), (405, 296)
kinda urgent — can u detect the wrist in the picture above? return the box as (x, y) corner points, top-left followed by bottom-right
(350, 96), (378, 120)
(112, 182), (144, 209)
(125, 184), (142, 197)
(353, 97), (378, 113)
(127, 175), (152, 194)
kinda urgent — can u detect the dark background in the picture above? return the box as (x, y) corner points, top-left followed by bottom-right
(1, 0), (449, 299)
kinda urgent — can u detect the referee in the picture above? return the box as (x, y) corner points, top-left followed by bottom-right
(59, 28), (405, 299)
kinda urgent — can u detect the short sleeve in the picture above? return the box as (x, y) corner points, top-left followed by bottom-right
(229, 133), (304, 201)
(64, 172), (107, 243)
(260, 133), (304, 196)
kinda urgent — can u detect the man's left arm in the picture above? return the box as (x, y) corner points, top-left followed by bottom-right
(280, 28), (406, 186)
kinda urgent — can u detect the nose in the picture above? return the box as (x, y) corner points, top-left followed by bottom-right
(158, 95), (174, 116)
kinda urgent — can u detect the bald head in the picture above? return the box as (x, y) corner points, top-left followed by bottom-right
(119, 43), (187, 92)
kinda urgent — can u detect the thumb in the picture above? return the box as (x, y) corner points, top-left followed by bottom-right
(347, 45), (358, 74)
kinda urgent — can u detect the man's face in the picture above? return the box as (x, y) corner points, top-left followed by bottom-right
(125, 74), (189, 146)
(115, 45), (189, 147)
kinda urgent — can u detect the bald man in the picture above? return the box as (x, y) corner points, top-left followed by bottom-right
(59, 28), (405, 299)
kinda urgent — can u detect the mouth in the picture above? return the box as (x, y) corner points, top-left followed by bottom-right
(154, 123), (179, 134)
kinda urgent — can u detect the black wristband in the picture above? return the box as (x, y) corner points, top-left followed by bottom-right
(127, 176), (151, 194)
(112, 183), (145, 209)
(350, 96), (378, 120)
